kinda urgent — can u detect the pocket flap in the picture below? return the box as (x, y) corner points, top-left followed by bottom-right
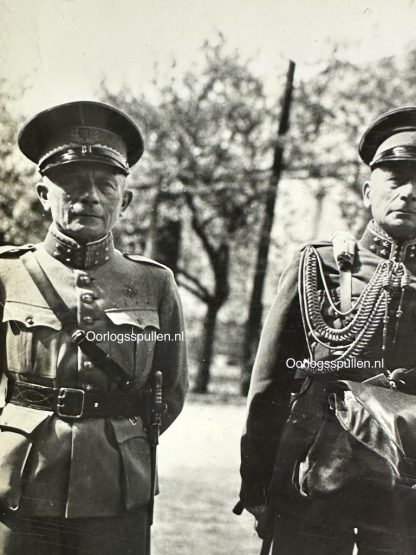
(109, 417), (148, 443)
(3, 301), (62, 331)
(105, 308), (159, 330)
(0, 403), (52, 434)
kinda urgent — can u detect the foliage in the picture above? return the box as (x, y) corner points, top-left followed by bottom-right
(102, 39), (275, 391)
(0, 80), (47, 245)
(103, 38), (273, 284)
(287, 47), (416, 235)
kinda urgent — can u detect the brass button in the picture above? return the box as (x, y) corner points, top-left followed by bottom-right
(83, 361), (93, 369)
(82, 316), (94, 325)
(78, 275), (91, 286)
(81, 293), (94, 304)
(83, 384), (93, 391)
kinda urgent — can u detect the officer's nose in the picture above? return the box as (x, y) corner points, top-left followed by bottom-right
(399, 182), (416, 202)
(79, 180), (100, 204)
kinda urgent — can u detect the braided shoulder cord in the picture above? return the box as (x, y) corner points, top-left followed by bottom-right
(298, 246), (408, 374)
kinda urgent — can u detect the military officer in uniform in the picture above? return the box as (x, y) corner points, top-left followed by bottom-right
(238, 107), (416, 554)
(0, 101), (188, 554)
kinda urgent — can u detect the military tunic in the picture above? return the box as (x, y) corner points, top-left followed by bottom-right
(240, 221), (416, 553)
(0, 225), (188, 519)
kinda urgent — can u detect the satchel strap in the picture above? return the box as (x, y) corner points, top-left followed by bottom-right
(21, 250), (133, 388)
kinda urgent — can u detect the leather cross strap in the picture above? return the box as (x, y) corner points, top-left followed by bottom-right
(21, 250), (133, 388)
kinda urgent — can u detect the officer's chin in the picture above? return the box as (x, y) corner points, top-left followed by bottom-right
(381, 214), (416, 242)
(61, 221), (108, 244)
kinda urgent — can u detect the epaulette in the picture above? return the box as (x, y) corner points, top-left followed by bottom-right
(122, 252), (170, 271)
(0, 244), (37, 257)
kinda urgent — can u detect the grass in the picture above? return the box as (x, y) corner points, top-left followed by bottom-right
(152, 400), (261, 555)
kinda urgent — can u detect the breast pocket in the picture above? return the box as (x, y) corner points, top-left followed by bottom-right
(105, 308), (160, 384)
(3, 301), (62, 376)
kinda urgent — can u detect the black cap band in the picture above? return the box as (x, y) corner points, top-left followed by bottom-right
(39, 145), (130, 175)
(370, 145), (416, 168)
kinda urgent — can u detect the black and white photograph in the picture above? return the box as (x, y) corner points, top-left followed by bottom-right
(2, 1), (416, 553)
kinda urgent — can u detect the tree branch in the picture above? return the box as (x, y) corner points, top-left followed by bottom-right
(177, 267), (212, 301)
(183, 191), (218, 260)
(177, 277), (212, 303)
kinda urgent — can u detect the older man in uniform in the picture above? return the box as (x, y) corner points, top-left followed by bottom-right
(238, 107), (416, 554)
(0, 101), (188, 554)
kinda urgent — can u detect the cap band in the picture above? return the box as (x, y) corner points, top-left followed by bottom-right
(39, 145), (130, 175)
(370, 145), (416, 168)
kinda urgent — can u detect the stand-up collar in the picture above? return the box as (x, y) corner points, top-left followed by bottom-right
(43, 225), (114, 269)
(360, 220), (416, 269)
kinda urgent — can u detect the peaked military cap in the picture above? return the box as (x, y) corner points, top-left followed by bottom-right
(359, 106), (416, 168)
(18, 101), (144, 175)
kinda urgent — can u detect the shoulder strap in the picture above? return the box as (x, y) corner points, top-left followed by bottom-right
(0, 244), (36, 257)
(21, 251), (133, 388)
(122, 252), (169, 270)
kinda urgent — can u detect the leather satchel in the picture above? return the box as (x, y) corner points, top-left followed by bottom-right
(296, 378), (416, 498)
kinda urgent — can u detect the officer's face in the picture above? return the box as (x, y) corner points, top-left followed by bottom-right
(363, 163), (416, 241)
(36, 163), (133, 243)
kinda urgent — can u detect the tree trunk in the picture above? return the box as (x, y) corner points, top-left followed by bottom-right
(241, 60), (296, 396)
(150, 218), (182, 275)
(193, 301), (220, 393)
(148, 191), (182, 276)
(311, 188), (325, 238)
(193, 243), (230, 393)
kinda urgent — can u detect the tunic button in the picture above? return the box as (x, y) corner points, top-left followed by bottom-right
(83, 384), (93, 391)
(81, 293), (94, 304)
(83, 360), (93, 369)
(78, 275), (91, 286)
(25, 316), (34, 325)
(82, 316), (94, 325)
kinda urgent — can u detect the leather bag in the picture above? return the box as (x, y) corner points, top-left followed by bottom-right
(296, 380), (416, 498)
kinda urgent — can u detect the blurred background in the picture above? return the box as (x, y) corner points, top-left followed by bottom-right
(1, 0), (416, 552)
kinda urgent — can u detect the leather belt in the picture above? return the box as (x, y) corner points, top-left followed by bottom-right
(9, 382), (150, 420)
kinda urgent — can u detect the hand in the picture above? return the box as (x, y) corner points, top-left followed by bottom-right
(246, 504), (274, 540)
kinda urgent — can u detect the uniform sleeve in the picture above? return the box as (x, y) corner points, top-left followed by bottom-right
(239, 251), (308, 508)
(153, 269), (188, 433)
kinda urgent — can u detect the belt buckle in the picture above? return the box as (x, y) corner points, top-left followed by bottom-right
(57, 388), (85, 419)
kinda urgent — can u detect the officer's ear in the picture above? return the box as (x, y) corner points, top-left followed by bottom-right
(362, 180), (371, 209)
(120, 189), (133, 214)
(36, 180), (51, 213)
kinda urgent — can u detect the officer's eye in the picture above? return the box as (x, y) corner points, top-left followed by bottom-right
(99, 180), (118, 190)
(387, 175), (408, 187)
